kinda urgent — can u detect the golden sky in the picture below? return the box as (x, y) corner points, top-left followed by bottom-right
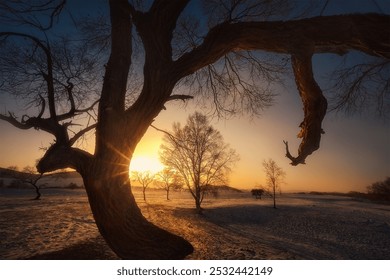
(135, 94), (389, 193)
(0, 1), (389, 193)
(1, 79), (389, 193)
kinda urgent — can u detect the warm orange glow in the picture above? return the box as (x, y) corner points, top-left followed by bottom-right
(130, 155), (164, 174)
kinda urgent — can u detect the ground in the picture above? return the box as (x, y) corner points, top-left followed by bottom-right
(0, 187), (389, 260)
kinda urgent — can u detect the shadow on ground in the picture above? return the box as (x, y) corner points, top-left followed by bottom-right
(27, 236), (119, 260)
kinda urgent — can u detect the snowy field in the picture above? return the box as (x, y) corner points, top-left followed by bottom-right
(0, 187), (389, 260)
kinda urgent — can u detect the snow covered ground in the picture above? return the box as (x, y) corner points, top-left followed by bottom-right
(0, 187), (389, 259)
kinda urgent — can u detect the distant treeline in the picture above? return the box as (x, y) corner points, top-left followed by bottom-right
(0, 167), (83, 190)
(0, 179), (83, 190)
(304, 177), (390, 203)
(0, 167), (81, 179)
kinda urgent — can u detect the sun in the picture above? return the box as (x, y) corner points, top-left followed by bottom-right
(130, 155), (164, 173)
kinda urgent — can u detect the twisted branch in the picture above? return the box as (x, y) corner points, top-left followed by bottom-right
(284, 49), (328, 165)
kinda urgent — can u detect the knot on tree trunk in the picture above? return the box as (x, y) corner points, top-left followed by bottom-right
(37, 143), (91, 174)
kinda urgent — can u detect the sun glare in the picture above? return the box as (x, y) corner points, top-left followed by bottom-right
(130, 156), (164, 173)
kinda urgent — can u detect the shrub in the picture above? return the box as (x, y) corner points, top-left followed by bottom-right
(366, 177), (390, 201)
(367, 177), (390, 196)
(251, 188), (265, 199)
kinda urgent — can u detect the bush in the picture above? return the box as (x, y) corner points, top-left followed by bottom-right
(367, 177), (390, 201)
(251, 188), (265, 199)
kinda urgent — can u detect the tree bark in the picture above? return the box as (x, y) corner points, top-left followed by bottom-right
(33, 187), (41, 200)
(273, 183), (276, 209)
(285, 49), (328, 165)
(82, 165), (193, 259)
(37, 125), (193, 259)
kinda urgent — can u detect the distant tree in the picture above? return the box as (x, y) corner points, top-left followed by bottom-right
(251, 188), (265, 199)
(7, 166), (19, 172)
(262, 159), (285, 208)
(367, 177), (390, 200)
(21, 166), (44, 200)
(131, 171), (155, 201)
(159, 112), (239, 213)
(156, 168), (183, 200)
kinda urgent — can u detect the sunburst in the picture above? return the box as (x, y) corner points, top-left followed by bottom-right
(130, 155), (164, 174)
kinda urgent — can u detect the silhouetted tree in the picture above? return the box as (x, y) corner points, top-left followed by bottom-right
(0, 0), (388, 259)
(131, 171), (155, 201)
(156, 168), (183, 200)
(263, 159), (285, 208)
(7, 166), (19, 172)
(22, 166), (44, 200)
(251, 188), (265, 199)
(367, 177), (390, 200)
(7, 165), (44, 199)
(159, 112), (239, 213)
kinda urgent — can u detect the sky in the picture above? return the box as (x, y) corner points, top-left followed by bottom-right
(0, 0), (389, 193)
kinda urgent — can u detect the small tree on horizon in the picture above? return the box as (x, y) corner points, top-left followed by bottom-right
(156, 168), (183, 200)
(22, 166), (44, 200)
(7, 166), (19, 172)
(262, 159), (285, 208)
(7, 165), (44, 200)
(131, 171), (155, 201)
(159, 112), (239, 213)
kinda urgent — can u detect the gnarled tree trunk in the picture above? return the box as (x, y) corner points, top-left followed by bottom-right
(35, 0), (194, 259)
(37, 133), (193, 259)
(83, 164), (193, 259)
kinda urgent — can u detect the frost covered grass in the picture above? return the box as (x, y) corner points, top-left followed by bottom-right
(0, 187), (389, 259)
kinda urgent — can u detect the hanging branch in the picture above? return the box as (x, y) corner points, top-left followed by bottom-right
(283, 48), (328, 165)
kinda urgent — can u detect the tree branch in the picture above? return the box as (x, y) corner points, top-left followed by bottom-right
(174, 14), (390, 79)
(172, 14), (389, 165)
(98, 0), (132, 114)
(166, 94), (193, 102)
(0, 31), (58, 119)
(37, 94), (46, 119)
(285, 49), (328, 165)
(36, 143), (93, 175)
(0, 112), (32, 130)
(0, 0), (66, 31)
(69, 123), (97, 146)
(133, 0), (190, 45)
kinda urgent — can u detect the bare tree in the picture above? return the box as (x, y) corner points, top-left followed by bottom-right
(156, 168), (183, 200)
(159, 112), (239, 213)
(21, 166), (45, 200)
(131, 171), (155, 201)
(262, 159), (286, 208)
(0, 0), (388, 259)
(7, 166), (19, 172)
